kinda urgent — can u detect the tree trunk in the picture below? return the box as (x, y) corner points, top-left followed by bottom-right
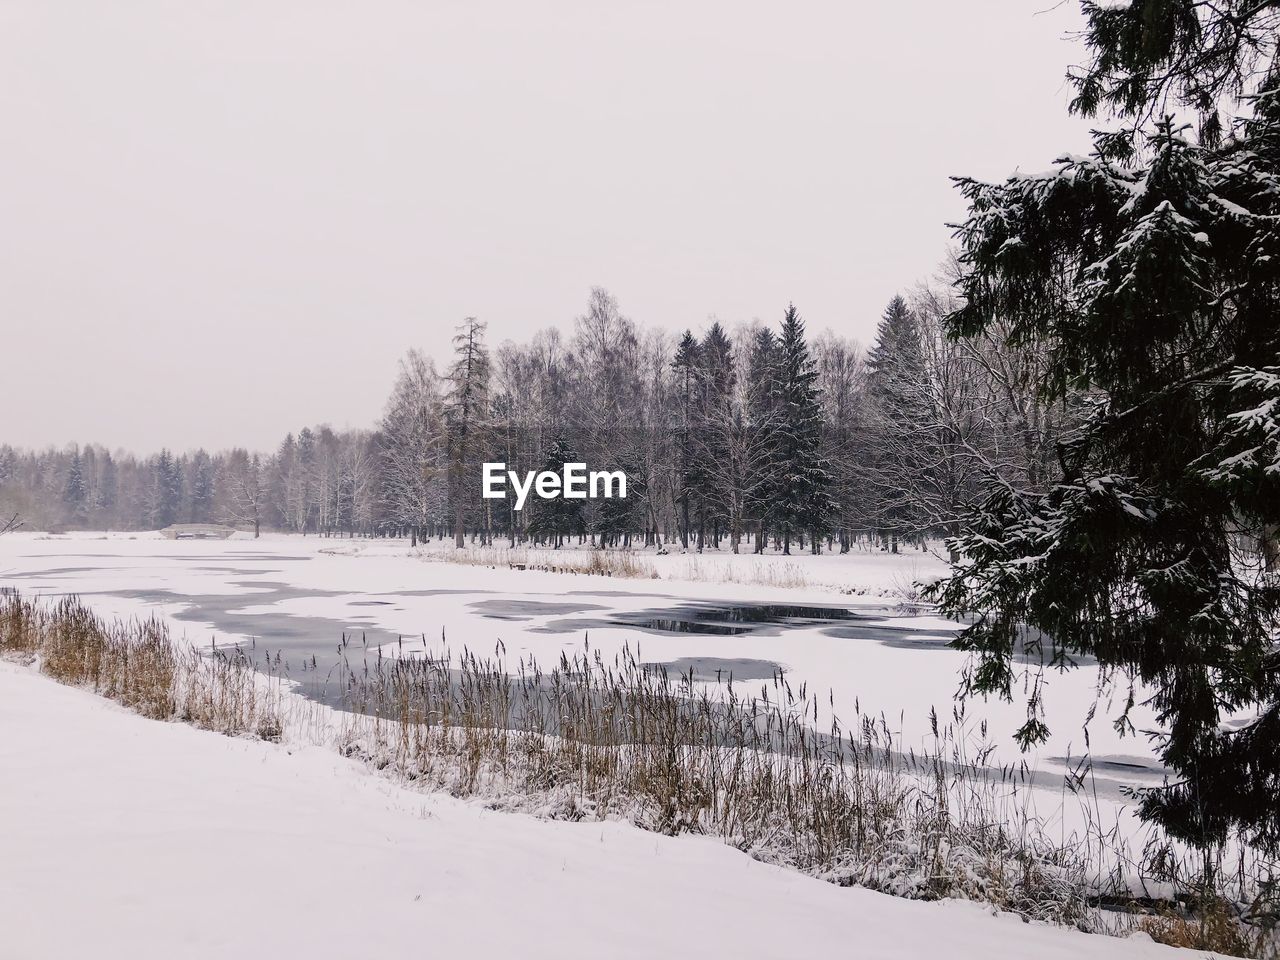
(1264, 523), (1280, 572)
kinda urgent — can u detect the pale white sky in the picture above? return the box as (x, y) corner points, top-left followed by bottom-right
(0, 1), (1092, 453)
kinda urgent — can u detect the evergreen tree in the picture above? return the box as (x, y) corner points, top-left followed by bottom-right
(297, 428), (316, 463)
(697, 322), (735, 547)
(525, 435), (583, 547)
(931, 0), (1280, 850)
(188, 450), (216, 523)
(146, 450), (183, 528)
(671, 331), (702, 549)
(773, 305), (834, 554)
(97, 452), (117, 526)
(744, 327), (782, 552)
(62, 449), (87, 523)
(593, 447), (644, 547)
(864, 296), (930, 550)
(866, 296), (921, 380)
(445, 317), (490, 548)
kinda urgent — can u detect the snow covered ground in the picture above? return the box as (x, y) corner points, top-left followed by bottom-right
(0, 657), (1202, 960)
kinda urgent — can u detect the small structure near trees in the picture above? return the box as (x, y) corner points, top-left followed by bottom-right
(158, 523), (237, 540)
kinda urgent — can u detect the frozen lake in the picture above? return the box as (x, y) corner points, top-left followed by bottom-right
(0, 532), (1170, 806)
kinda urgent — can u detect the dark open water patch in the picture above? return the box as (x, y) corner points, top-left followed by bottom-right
(534, 602), (954, 642)
(644, 657), (784, 682)
(614, 602), (861, 636)
(691, 604), (858, 624)
(1049, 753), (1170, 780)
(629, 618), (749, 635)
(820, 624), (957, 648)
(603, 604), (861, 635)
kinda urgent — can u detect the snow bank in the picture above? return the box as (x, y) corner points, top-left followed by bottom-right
(0, 660), (1202, 960)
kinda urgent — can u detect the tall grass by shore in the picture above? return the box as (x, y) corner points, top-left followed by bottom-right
(1, 591), (1274, 956)
(0, 594), (285, 739)
(433, 544), (660, 579)
(426, 543), (849, 591)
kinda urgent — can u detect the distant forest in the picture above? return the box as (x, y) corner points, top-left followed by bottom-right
(0, 275), (1073, 553)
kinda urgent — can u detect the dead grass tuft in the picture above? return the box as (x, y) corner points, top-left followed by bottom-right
(435, 545), (658, 579)
(2, 593), (282, 735)
(1139, 895), (1262, 957)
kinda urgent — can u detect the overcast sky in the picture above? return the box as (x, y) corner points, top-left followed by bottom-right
(1, 1), (1093, 454)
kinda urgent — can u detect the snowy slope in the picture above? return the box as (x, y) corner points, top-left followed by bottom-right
(0, 660), (1206, 960)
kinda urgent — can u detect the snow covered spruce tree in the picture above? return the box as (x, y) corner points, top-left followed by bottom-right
(62, 448), (88, 525)
(671, 330), (703, 549)
(863, 296), (930, 552)
(526, 434), (583, 547)
(187, 450), (216, 524)
(932, 0), (1280, 849)
(774, 305), (835, 554)
(145, 450), (183, 529)
(745, 327), (783, 553)
(444, 317), (491, 548)
(696, 322), (736, 549)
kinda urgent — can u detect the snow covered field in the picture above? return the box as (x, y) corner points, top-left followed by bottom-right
(0, 531), (1248, 958)
(0, 656), (1201, 960)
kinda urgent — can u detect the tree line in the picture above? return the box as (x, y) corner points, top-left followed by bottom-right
(0, 278), (1068, 552)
